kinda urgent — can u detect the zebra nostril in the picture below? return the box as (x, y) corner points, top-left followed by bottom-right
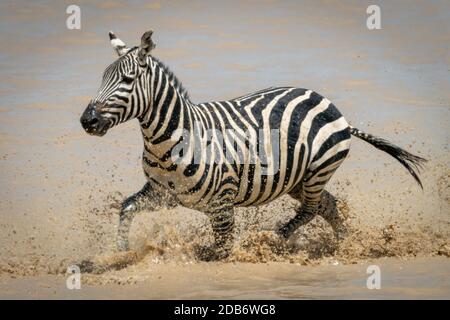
(88, 118), (99, 127)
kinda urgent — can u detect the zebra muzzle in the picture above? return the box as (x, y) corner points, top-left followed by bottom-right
(80, 102), (110, 136)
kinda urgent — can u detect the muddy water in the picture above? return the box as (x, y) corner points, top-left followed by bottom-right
(1, 258), (449, 299)
(0, 0), (449, 299)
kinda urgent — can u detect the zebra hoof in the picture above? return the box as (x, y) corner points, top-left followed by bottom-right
(73, 251), (139, 275)
(194, 245), (229, 262)
(78, 259), (95, 273)
(75, 259), (108, 274)
(276, 226), (291, 239)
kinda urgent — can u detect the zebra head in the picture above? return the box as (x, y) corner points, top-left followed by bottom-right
(80, 30), (156, 136)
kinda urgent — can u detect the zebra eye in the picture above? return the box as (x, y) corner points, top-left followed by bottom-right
(121, 74), (135, 84)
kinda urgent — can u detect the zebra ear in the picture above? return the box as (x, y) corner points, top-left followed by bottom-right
(109, 31), (129, 56)
(137, 30), (156, 67)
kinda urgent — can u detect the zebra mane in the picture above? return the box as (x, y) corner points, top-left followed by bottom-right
(150, 56), (191, 102)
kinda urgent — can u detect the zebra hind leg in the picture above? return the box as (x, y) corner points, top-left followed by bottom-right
(196, 208), (235, 261)
(277, 195), (320, 239)
(317, 190), (348, 239)
(277, 168), (340, 239)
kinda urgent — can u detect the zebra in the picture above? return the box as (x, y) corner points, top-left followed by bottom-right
(80, 30), (426, 261)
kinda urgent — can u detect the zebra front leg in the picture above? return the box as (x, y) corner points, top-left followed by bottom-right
(77, 182), (155, 273)
(117, 182), (154, 251)
(196, 208), (235, 261)
(77, 182), (174, 274)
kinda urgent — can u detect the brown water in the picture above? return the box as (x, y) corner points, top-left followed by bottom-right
(0, 0), (449, 299)
(1, 258), (449, 299)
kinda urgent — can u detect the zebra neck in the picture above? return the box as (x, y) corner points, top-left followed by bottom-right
(139, 59), (193, 161)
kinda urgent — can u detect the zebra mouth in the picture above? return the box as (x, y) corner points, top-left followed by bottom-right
(81, 101), (112, 137)
(84, 122), (110, 137)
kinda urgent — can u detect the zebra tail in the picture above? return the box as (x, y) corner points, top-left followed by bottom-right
(349, 125), (427, 189)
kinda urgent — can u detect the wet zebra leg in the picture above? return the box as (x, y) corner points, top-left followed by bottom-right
(277, 169), (339, 239)
(117, 182), (154, 251)
(277, 199), (319, 239)
(77, 182), (157, 273)
(317, 190), (348, 239)
(211, 209), (235, 257)
(197, 208), (235, 261)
